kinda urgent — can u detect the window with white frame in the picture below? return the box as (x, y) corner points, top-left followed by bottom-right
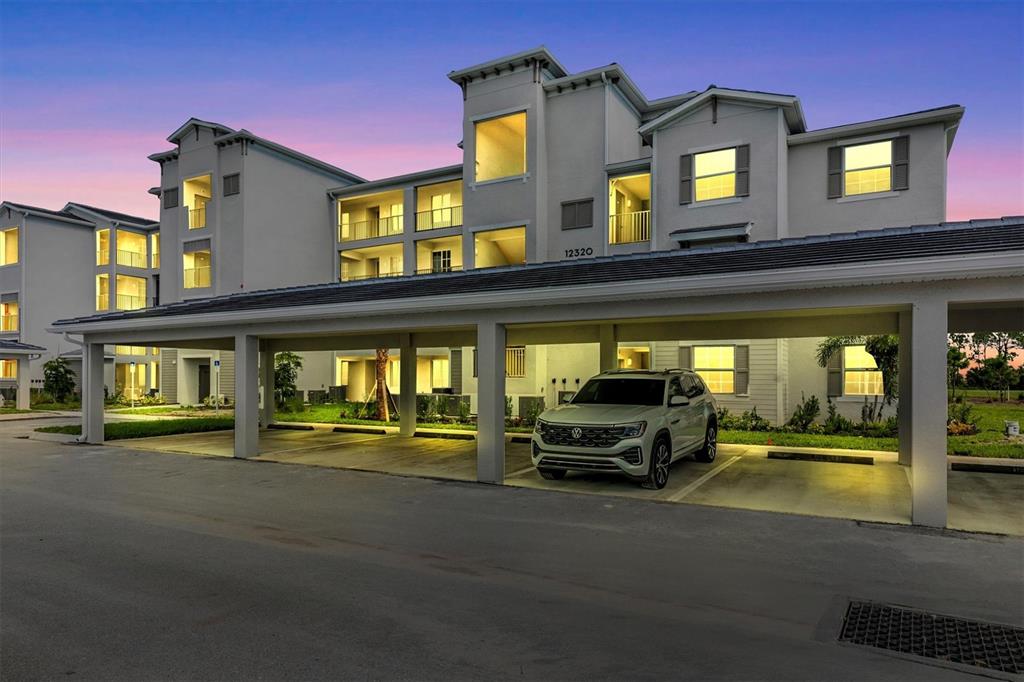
(843, 140), (892, 196)
(694, 148), (737, 202)
(0, 227), (18, 266)
(693, 346), (735, 394)
(843, 345), (883, 395)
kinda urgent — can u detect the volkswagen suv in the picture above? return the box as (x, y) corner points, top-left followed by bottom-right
(531, 369), (718, 489)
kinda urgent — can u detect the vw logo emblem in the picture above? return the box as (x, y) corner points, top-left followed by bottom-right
(571, 427), (583, 440)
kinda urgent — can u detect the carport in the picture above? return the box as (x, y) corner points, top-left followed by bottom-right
(51, 219), (1024, 528)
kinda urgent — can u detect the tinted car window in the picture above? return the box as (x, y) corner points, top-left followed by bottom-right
(668, 378), (685, 403)
(572, 378), (665, 406)
(682, 375), (702, 398)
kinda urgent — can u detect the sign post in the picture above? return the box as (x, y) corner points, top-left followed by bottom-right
(129, 361), (136, 409)
(214, 359), (220, 413)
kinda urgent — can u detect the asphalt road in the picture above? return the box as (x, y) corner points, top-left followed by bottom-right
(2, 435), (1022, 680)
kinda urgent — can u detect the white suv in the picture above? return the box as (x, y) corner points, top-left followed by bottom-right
(531, 369), (719, 489)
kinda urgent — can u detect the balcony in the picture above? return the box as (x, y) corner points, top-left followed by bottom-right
(339, 215), (403, 242)
(415, 205), (463, 231)
(339, 242), (403, 282)
(415, 265), (464, 275)
(184, 266), (212, 289)
(609, 210), (651, 245)
(188, 206), (207, 229)
(96, 296), (109, 311)
(117, 249), (147, 269)
(341, 270), (405, 282)
(116, 294), (145, 310)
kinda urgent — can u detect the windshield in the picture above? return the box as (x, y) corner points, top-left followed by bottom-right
(571, 378), (665, 406)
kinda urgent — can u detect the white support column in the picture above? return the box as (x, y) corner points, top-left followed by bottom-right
(909, 297), (948, 527)
(234, 334), (259, 458)
(16, 358), (30, 410)
(897, 310), (913, 467)
(476, 320), (506, 484)
(599, 324), (618, 372)
(83, 342), (105, 444)
(259, 349), (274, 427)
(399, 339), (417, 437)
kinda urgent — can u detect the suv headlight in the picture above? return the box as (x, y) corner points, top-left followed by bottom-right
(535, 418), (547, 434)
(619, 421), (646, 438)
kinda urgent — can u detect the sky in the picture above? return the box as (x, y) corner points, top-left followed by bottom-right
(1, 0), (1021, 222)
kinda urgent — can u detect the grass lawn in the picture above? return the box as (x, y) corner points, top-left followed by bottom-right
(109, 406), (229, 417)
(36, 417), (234, 440)
(275, 406), (535, 433)
(30, 402), (82, 411)
(0, 407), (33, 414)
(718, 430), (898, 452)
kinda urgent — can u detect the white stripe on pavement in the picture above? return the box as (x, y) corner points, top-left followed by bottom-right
(667, 455), (742, 502)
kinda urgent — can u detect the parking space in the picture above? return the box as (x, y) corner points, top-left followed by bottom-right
(102, 427), (1021, 534)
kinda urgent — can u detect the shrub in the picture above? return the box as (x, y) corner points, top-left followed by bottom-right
(786, 393), (820, 433)
(947, 401), (979, 435)
(116, 393), (165, 407)
(822, 398), (854, 434)
(42, 357), (76, 403)
(733, 406), (771, 432)
(274, 352), (303, 406)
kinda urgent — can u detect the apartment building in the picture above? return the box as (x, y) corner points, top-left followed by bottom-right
(0, 201), (159, 402)
(320, 47), (962, 422)
(13, 46), (966, 423)
(147, 118), (364, 405)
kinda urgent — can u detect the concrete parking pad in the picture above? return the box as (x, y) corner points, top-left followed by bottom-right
(103, 428), (1023, 534)
(948, 470), (1024, 535)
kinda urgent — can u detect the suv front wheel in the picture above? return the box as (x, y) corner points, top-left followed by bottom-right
(642, 436), (671, 490)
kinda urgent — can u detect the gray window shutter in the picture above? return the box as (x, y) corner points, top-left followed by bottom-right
(561, 203), (576, 229)
(892, 136), (910, 191)
(678, 346), (692, 370)
(827, 147), (843, 199)
(450, 349), (463, 393)
(679, 154), (693, 205)
(734, 345), (750, 395)
(735, 144), (750, 197)
(827, 351), (843, 397)
(223, 173), (240, 196)
(577, 199), (593, 228)
(163, 188), (179, 209)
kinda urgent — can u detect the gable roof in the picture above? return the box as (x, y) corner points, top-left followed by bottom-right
(788, 105), (964, 146)
(638, 87), (807, 140)
(0, 339), (47, 356)
(214, 129), (365, 184)
(0, 202), (94, 227)
(63, 203), (157, 228)
(543, 63), (699, 115)
(448, 46), (569, 83)
(52, 217), (1024, 328)
(167, 117), (235, 144)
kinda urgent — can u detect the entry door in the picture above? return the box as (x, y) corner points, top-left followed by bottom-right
(197, 364), (211, 401)
(367, 207), (380, 237)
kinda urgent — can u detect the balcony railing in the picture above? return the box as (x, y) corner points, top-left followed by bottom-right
(96, 295), (109, 311)
(338, 215), (404, 242)
(96, 249), (109, 266)
(340, 270), (404, 283)
(609, 210), (651, 244)
(117, 249), (147, 268)
(414, 265), (464, 275)
(0, 314), (17, 332)
(188, 206), (207, 229)
(116, 294), (145, 310)
(184, 266), (211, 289)
(415, 205), (463, 231)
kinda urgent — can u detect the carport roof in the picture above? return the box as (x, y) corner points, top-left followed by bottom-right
(52, 217), (1024, 327)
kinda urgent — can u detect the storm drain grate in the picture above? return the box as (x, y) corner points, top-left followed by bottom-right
(839, 601), (1024, 674)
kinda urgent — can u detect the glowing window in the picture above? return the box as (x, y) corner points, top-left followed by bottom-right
(844, 141), (892, 196)
(694, 346), (735, 394)
(0, 227), (19, 266)
(96, 274), (110, 311)
(474, 112), (526, 182)
(843, 345), (883, 395)
(694, 148), (737, 202)
(183, 250), (212, 289)
(431, 358), (450, 388)
(0, 359), (16, 379)
(1, 301), (18, 332)
(96, 229), (110, 265)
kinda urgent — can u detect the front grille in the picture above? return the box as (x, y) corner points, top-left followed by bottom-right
(538, 422), (627, 448)
(538, 456), (622, 472)
(839, 601), (1023, 674)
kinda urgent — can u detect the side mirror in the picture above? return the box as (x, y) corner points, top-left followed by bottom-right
(561, 392), (575, 404)
(669, 395), (690, 407)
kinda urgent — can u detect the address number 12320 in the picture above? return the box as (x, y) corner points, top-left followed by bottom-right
(565, 247), (594, 258)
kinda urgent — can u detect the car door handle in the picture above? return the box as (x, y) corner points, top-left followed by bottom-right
(670, 419), (680, 425)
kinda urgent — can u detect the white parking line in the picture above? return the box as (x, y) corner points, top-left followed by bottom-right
(506, 465), (537, 478)
(667, 455), (742, 502)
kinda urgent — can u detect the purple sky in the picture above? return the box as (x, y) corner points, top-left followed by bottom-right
(1, 1), (1021, 221)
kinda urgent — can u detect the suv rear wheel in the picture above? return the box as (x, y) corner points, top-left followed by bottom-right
(695, 423), (717, 463)
(642, 436), (671, 490)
